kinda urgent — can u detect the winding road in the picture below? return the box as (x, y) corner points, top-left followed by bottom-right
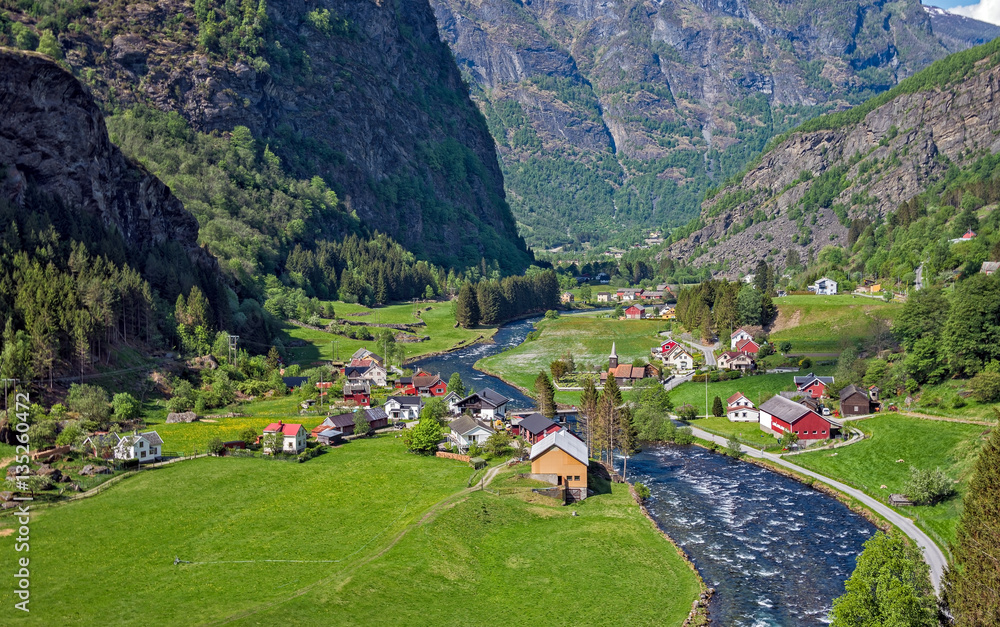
(685, 424), (947, 593)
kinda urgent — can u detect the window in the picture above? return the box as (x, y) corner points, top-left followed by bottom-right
(812, 430), (817, 434)
(822, 430), (826, 434)
(573, 476), (580, 481)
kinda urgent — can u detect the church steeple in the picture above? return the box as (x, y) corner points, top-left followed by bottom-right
(609, 342), (618, 370)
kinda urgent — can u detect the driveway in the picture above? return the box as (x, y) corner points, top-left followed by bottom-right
(684, 424), (946, 593)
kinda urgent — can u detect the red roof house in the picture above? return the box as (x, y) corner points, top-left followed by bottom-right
(735, 338), (760, 354)
(624, 305), (645, 319)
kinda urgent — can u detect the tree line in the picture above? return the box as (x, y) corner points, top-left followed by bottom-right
(674, 264), (778, 340)
(454, 270), (560, 327)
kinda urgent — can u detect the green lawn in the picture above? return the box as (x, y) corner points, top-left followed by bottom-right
(685, 415), (786, 451)
(233, 463), (701, 626)
(0, 437), (699, 625)
(792, 414), (988, 547)
(668, 370), (833, 416)
(888, 379), (1000, 421)
(144, 396), (325, 453)
(478, 314), (668, 403)
(770, 294), (901, 354)
(279, 301), (494, 366)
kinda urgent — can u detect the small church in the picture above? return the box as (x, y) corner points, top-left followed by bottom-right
(599, 343), (658, 386)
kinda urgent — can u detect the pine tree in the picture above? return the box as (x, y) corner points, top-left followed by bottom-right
(579, 376), (600, 453)
(946, 427), (1000, 624)
(448, 372), (466, 398)
(534, 371), (556, 419)
(455, 283), (480, 328)
(712, 395), (724, 417)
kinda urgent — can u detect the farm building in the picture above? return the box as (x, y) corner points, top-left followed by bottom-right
(759, 396), (841, 444)
(839, 384), (871, 417)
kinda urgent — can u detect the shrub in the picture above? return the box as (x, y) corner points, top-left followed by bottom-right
(726, 434), (743, 458)
(969, 372), (1000, 403)
(634, 481), (651, 501)
(903, 466), (954, 505)
(67, 384), (110, 427)
(112, 392), (141, 422)
(799, 357), (813, 369)
(207, 437), (225, 456)
(676, 404), (698, 420)
(674, 428), (694, 445)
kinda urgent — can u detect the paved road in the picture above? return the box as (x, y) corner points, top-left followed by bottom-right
(685, 424), (946, 593)
(661, 331), (718, 366)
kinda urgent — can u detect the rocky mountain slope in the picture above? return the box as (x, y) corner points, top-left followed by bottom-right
(925, 4), (1000, 52)
(664, 38), (1000, 276)
(0, 0), (530, 272)
(431, 0), (1000, 248)
(0, 49), (213, 273)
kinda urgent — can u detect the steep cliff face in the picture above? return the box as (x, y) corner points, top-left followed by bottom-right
(431, 0), (999, 248)
(0, 48), (212, 271)
(664, 41), (1000, 276)
(2, 0), (529, 271)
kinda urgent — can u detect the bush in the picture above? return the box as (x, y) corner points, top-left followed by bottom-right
(207, 437), (225, 456)
(677, 404), (697, 420)
(634, 481), (651, 500)
(969, 372), (1000, 403)
(544, 309), (560, 319)
(67, 384), (110, 427)
(674, 427), (694, 445)
(112, 392), (141, 422)
(402, 418), (442, 454)
(239, 426), (259, 446)
(726, 434), (743, 458)
(799, 357), (813, 369)
(903, 466), (954, 505)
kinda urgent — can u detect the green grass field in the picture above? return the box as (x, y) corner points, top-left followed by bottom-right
(279, 301), (494, 366)
(887, 379), (1000, 421)
(668, 370), (833, 416)
(792, 414), (988, 547)
(770, 295), (901, 354)
(0, 437), (699, 625)
(685, 416), (786, 450)
(477, 313), (668, 403)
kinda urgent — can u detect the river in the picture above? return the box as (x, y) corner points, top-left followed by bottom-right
(414, 316), (874, 624)
(408, 316), (541, 408)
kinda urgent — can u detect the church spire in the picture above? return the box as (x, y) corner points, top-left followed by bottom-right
(609, 342), (618, 370)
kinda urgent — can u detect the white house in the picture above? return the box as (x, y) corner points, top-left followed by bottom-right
(448, 415), (495, 451)
(106, 431), (163, 462)
(441, 390), (463, 414)
(384, 396), (421, 421)
(345, 360), (387, 387)
(810, 277), (838, 295)
(726, 393), (759, 422)
(663, 344), (694, 371)
(454, 388), (511, 421)
(262, 422), (307, 454)
(730, 328), (753, 350)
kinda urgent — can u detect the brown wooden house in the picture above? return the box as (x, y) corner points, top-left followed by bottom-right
(839, 384), (871, 417)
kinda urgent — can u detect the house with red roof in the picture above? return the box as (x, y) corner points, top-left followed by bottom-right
(718, 351), (755, 371)
(759, 395), (841, 444)
(726, 393), (758, 422)
(735, 338), (760, 354)
(601, 343), (660, 385)
(262, 422), (307, 454)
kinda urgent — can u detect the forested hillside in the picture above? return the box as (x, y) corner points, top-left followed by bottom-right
(0, 0), (531, 273)
(432, 0), (998, 249)
(666, 37), (1000, 286)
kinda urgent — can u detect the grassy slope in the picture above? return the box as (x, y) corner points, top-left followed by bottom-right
(236, 463), (700, 626)
(279, 301), (494, 365)
(477, 313), (668, 403)
(792, 414), (988, 546)
(769, 295), (901, 354)
(0, 438), (699, 626)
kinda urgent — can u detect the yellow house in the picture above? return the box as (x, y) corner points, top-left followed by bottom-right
(529, 429), (589, 499)
(871, 283), (882, 293)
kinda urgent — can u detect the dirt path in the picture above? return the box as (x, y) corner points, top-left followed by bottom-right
(898, 412), (994, 427)
(771, 308), (802, 333)
(215, 460), (512, 625)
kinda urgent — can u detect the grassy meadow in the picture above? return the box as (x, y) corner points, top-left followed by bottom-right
(668, 369), (833, 417)
(278, 300), (494, 366)
(769, 294), (901, 354)
(792, 414), (988, 547)
(0, 437), (700, 626)
(477, 313), (668, 403)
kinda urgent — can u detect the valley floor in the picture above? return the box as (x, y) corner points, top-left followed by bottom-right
(0, 436), (699, 626)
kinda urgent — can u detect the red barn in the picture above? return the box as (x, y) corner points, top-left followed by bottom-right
(759, 395), (840, 444)
(624, 305), (645, 319)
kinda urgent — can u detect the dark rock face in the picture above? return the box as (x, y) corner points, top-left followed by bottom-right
(665, 53), (1000, 276)
(20, 0), (529, 270)
(430, 0), (999, 247)
(0, 50), (212, 270)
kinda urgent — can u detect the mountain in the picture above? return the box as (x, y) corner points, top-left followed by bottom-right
(924, 4), (1000, 52)
(0, 0), (530, 274)
(431, 0), (999, 249)
(664, 38), (1000, 276)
